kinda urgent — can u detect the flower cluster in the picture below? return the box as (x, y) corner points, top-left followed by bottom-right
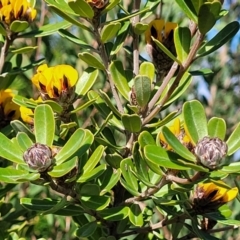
(193, 181), (238, 213)
(0, 89), (20, 127)
(145, 19), (177, 80)
(32, 64), (78, 105)
(0, 0), (37, 25)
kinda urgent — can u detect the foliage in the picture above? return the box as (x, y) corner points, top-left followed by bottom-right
(0, 0), (240, 239)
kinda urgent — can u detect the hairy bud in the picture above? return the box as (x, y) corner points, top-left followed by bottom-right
(194, 136), (228, 169)
(23, 143), (54, 172)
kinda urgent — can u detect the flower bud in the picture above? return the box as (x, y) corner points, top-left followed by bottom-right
(194, 136), (228, 170)
(23, 143), (54, 172)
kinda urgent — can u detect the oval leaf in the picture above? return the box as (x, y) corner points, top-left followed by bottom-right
(0, 133), (24, 164)
(162, 126), (196, 162)
(122, 114), (142, 133)
(183, 100), (208, 144)
(34, 104), (55, 146)
(78, 52), (105, 70)
(109, 61), (130, 100)
(55, 129), (94, 164)
(68, 0), (94, 18)
(144, 145), (190, 170)
(16, 132), (33, 152)
(208, 117), (226, 140)
(134, 75), (151, 107)
(227, 123), (240, 156)
(101, 23), (121, 42)
(98, 206), (129, 221)
(129, 204), (143, 227)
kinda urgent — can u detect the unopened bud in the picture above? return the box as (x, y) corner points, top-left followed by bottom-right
(194, 136), (228, 170)
(23, 143), (54, 172)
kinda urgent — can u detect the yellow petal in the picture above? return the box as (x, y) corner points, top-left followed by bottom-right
(164, 22), (178, 38)
(3, 98), (20, 120)
(145, 19), (165, 43)
(20, 106), (34, 124)
(222, 187), (238, 203)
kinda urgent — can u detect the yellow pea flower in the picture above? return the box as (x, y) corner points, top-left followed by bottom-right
(32, 64), (78, 104)
(145, 19), (177, 80)
(0, 0), (37, 25)
(20, 97), (42, 124)
(159, 118), (192, 151)
(193, 181), (238, 213)
(0, 89), (20, 127)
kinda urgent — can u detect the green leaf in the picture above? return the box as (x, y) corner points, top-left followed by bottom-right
(175, 0), (197, 22)
(78, 52), (105, 70)
(98, 206), (129, 221)
(81, 196), (110, 211)
(55, 129), (93, 164)
(11, 46), (38, 54)
(77, 164), (106, 182)
(183, 100), (208, 144)
(220, 162), (240, 173)
(144, 145), (190, 170)
(50, 6), (92, 32)
(21, 20), (72, 38)
(82, 145), (104, 174)
(152, 37), (181, 65)
(100, 168), (121, 195)
(197, 21), (240, 57)
(133, 22), (148, 35)
(75, 68), (99, 96)
(58, 29), (94, 48)
(174, 27), (191, 62)
(138, 131), (156, 148)
(0, 23), (7, 36)
(139, 62), (155, 82)
(227, 123), (240, 156)
(0, 168), (39, 183)
(11, 120), (35, 141)
(208, 117), (226, 140)
(45, 0), (77, 15)
(198, 2), (221, 34)
(102, 0), (121, 14)
(10, 20), (29, 32)
(129, 204), (143, 227)
(122, 114), (142, 133)
(105, 153), (122, 169)
(111, 21), (130, 55)
(68, 0), (94, 18)
(48, 156), (78, 178)
(99, 90), (121, 118)
(134, 75), (151, 107)
(120, 158), (138, 191)
(21, 198), (84, 216)
(75, 222), (98, 238)
(162, 127), (196, 162)
(101, 23), (121, 43)
(80, 184), (100, 196)
(41, 100), (63, 114)
(16, 132), (33, 152)
(42, 196), (69, 215)
(0, 133), (24, 164)
(34, 104), (55, 146)
(70, 98), (96, 114)
(109, 61), (130, 100)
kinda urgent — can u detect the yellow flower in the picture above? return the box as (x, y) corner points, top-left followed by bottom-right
(145, 19), (177, 80)
(193, 181), (238, 213)
(159, 118), (192, 150)
(0, 89), (20, 127)
(20, 97), (42, 124)
(0, 0), (37, 25)
(32, 64), (78, 102)
(145, 19), (177, 44)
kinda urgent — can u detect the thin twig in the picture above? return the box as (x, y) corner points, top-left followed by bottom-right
(0, 37), (11, 74)
(143, 29), (204, 125)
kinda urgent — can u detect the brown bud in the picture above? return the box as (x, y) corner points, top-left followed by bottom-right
(23, 143), (54, 172)
(194, 136), (228, 169)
